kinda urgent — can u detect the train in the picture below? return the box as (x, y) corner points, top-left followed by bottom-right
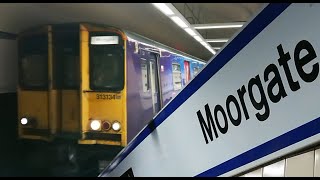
(17, 22), (206, 175)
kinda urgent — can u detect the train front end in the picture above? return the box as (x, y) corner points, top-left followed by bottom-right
(78, 24), (127, 147)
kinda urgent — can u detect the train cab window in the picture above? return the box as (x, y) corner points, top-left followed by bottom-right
(52, 28), (80, 89)
(18, 34), (48, 90)
(89, 33), (124, 91)
(172, 63), (182, 91)
(140, 59), (149, 93)
(62, 54), (80, 88)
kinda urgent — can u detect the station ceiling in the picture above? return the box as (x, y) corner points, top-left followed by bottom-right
(0, 3), (265, 61)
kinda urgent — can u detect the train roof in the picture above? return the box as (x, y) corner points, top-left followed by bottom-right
(123, 30), (206, 63)
(17, 22), (206, 63)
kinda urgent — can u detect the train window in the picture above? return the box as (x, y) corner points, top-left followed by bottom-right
(19, 34), (48, 90)
(53, 28), (80, 89)
(90, 48), (124, 91)
(172, 63), (182, 91)
(62, 55), (80, 88)
(140, 59), (149, 93)
(20, 55), (47, 88)
(90, 33), (124, 91)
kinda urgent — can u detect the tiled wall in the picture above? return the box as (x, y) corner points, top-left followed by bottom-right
(239, 147), (320, 177)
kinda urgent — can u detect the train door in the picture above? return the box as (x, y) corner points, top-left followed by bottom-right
(53, 25), (80, 136)
(184, 60), (191, 83)
(148, 53), (162, 115)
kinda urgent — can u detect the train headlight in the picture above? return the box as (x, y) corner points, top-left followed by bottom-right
(20, 117), (36, 127)
(20, 117), (28, 125)
(112, 121), (121, 131)
(90, 120), (101, 131)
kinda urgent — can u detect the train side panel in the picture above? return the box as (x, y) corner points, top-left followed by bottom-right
(126, 37), (206, 142)
(159, 52), (175, 106)
(160, 55), (205, 107)
(165, 54), (188, 103)
(126, 40), (153, 142)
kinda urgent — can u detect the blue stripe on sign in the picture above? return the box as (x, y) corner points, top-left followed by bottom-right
(196, 115), (320, 177)
(100, 3), (291, 176)
(0, 31), (17, 40)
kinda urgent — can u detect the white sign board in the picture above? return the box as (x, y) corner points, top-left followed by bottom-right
(91, 36), (119, 45)
(100, 3), (320, 177)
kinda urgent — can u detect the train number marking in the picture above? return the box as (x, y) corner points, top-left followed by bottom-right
(96, 94), (121, 100)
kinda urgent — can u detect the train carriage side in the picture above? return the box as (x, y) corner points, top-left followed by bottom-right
(125, 35), (160, 142)
(124, 31), (205, 142)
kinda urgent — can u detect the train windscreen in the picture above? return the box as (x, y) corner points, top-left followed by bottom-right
(52, 27), (80, 89)
(18, 34), (48, 90)
(89, 33), (124, 91)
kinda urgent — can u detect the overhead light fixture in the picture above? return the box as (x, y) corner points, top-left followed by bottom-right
(213, 47), (221, 50)
(193, 22), (244, 29)
(152, 3), (174, 16)
(209, 49), (216, 55)
(170, 16), (188, 28)
(184, 28), (197, 36)
(205, 47), (216, 55)
(151, 3), (216, 55)
(193, 36), (203, 42)
(200, 41), (207, 46)
(206, 38), (229, 43)
(204, 45), (211, 50)
(203, 43), (217, 55)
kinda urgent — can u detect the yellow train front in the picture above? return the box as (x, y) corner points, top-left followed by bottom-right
(17, 23), (128, 174)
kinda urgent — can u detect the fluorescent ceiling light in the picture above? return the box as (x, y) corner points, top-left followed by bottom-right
(193, 35), (203, 42)
(213, 47), (221, 49)
(152, 3), (174, 16)
(209, 49), (216, 55)
(193, 22), (244, 29)
(201, 42), (216, 55)
(204, 45), (211, 50)
(170, 16), (188, 28)
(184, 28), (197, 36)
(205, 46), (216, 55)
(151, 3), (216, 55)
(200, 41), (207, 46)
(206, 38), (228, 43)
